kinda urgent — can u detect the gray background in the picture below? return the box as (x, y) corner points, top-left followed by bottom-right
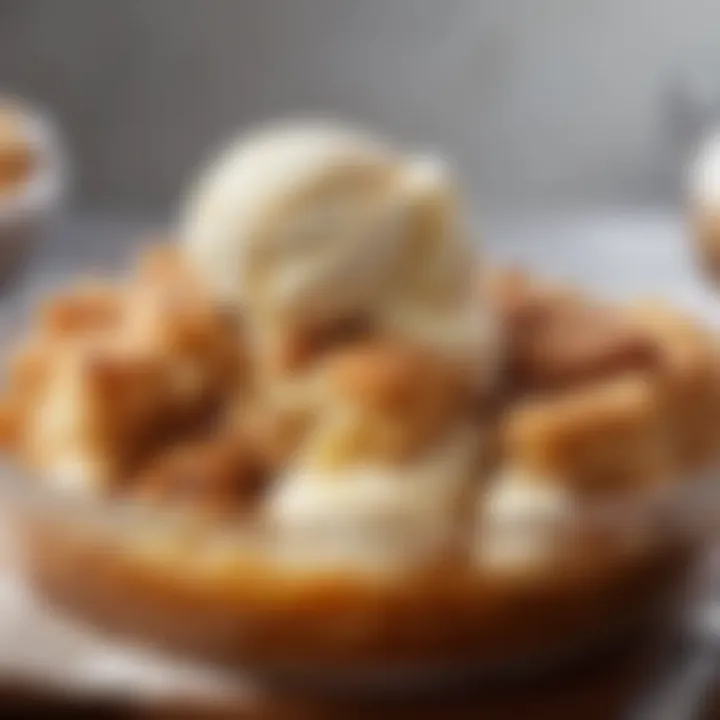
(1, 0), (720, 215)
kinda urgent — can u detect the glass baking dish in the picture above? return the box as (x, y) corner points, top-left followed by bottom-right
(0, 258), (717, 697)
(0, 458), (715, 694)
(0, 97), (67, 289)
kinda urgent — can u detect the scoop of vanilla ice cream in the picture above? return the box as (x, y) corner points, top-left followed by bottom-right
(181, 121), (406, 327)
(476, 467), (574, 573)
(181, 120), (497, 386)
(376, 157), (498, 383)
(266, 427), (479, 573)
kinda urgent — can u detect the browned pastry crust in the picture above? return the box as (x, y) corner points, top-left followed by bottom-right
(131, 431), (268, 517)
(307, 341), (472, 464)
(488, 268), (659, 395)
(0, 254), (245, 487)
(236, 340), (476, 473)
(629, 300), (720, 473)
(329, 341), (464, 419)
(502, 374), (671, 494)
(238, 398), (315, 473)
(38, 281), (124, 338)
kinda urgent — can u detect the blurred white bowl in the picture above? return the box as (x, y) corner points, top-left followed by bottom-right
(0, 97), (68, 288)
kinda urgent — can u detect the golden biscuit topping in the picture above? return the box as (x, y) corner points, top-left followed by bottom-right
(132, 432), (268, 517)
(490, 269), (659, 394)
(502, 374), (670, 494)
(2, 243), (718, 523)
(1, 252), (246, 491)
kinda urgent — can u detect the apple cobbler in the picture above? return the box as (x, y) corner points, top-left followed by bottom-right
(0, 121), (716, 680)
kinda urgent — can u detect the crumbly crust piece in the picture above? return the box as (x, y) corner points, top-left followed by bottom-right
(1, 249), (245, 489)
(489, 268), (659, 395)
(502, 374), (671, 494)
(131, 431), (268, 517)
(629, 300), (720, 472)
(300, 341), (471, 467)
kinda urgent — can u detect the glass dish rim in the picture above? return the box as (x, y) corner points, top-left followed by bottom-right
(1, 457), (717, 550)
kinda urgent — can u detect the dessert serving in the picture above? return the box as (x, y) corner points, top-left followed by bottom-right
(0, 120), (717, 688)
